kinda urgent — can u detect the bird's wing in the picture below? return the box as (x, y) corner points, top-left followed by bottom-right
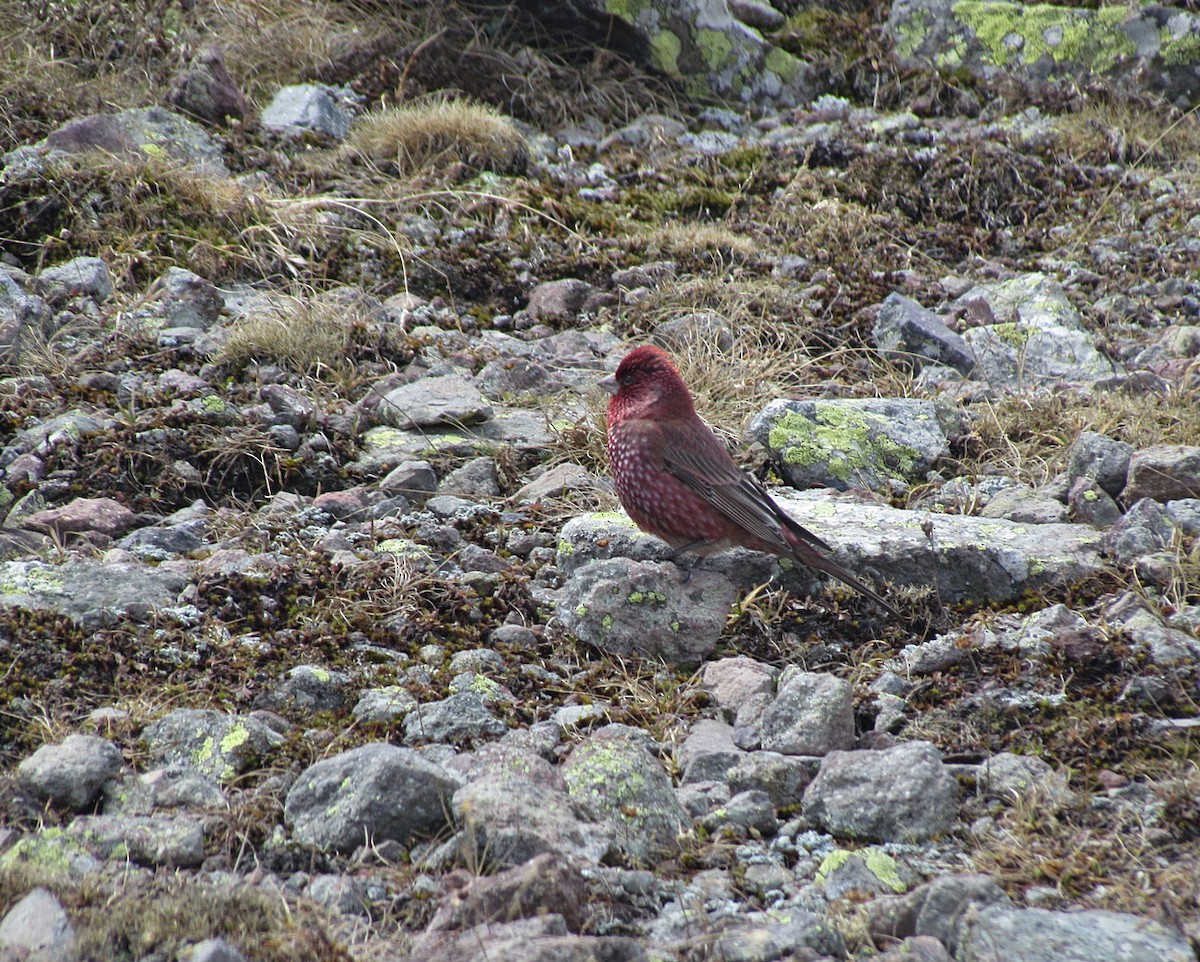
(658, 418), (833, 554)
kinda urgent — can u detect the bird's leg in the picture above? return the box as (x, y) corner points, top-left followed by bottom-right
(664, 540), (712, 582)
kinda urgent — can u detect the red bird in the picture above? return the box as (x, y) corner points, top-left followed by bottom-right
(600, 345), (898, 617)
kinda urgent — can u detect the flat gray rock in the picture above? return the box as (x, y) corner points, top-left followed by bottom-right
(560, 494), (1105, 606)
(958, 905), (1193, 962)
(0, 559), (187, 625)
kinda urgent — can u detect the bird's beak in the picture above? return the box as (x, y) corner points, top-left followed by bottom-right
(598, 373), (618, 396)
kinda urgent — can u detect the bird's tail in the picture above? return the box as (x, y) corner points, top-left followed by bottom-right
(782, 522), (900, 618)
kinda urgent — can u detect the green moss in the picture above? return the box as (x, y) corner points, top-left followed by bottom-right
(990, 321), (1032, 347)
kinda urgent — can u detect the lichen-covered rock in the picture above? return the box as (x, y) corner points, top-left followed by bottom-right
(955, 274), (1117, 391)
(555, 556), (737, 663)
(284, 742), (459, 854)
(890, 0), (1200, 105)
(603, 0), (819, 106)
(143, 708), (284, 784)
(748, 396), (954, 492)
(563, 726), (686, 865)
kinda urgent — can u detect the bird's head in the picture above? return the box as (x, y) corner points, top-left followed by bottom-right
(599, 345), (696, 422)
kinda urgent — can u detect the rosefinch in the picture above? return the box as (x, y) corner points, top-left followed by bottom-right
(600, 345), (898, 617)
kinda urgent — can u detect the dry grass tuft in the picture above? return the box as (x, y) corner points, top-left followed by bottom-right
(216, 291), (374, 381)
(347, 97), (528, 179)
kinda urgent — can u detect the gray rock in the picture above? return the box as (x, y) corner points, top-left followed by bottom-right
(563, 725), (685, 864)
(558, 496), (1106, 606)
(890, 0), (1200, 105)
(352, 686), (417, 723)
(958, 905), (1193, 962)
(525, 279), (597, 323)
(748, 396), (952, 492)
(0, 268), (53, 361)
(381, 459), (438, 498)
(23, 496), (137, 539)
(143, 708), (285, 783)
(474, 357), (565, 399)
(1124, 444), (1200, 502)
(978, 484), (1067, 524)
(378, 374), (493, 429)
(1067, 477), (1123, 528)
(35, 256), (113, 305)
(18, 734), (123, 811)
(803, 741), (958, 842)
(976, 752), (1075, 812)
(1105, 497), (1177, 564)
(0, 887), (76, 962)
(0, 558), (187, 625)
(44, 106), (229, 174)
(116, 520), (207, 559)
(182, 937), (248, 962)
(452, 746), (610, 869)
(759, 670), (855, 756)
(356, 408), (554, 470)
(875, 292), (975, 374)
(725, 751), (813, 808)
(147, 267), (224, 330)
(708, 910), (845, 962)
(603, 5), (816, 106)
(403, 691), (507, 745)
(700, 788), (778, 836)
(701, 656), (775, 728)
(555, 557), (738, 664)
(1066, 431), (1133, 497)
(305, 874), (375, 915)
(817, 847), (908, 899)
(955, 274), (1117, 391)
(261, 83), (351, 137)
(868, 873), (1011, 952)
(511, 462), (601, 504)
(68, 813), (205, 867)
(253, 664), (352, 714)
(651, 311), (734, 353)
(438, 456), (501, 498)
(1166, 498), (1200, 535)
(425, 851), (589, 933)
(677, 719), (743, 784)
(284, 742), (458, 854)
(103, 763), (227, 815)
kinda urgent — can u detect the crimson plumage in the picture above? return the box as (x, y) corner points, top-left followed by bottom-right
(600, 345), (898, 617)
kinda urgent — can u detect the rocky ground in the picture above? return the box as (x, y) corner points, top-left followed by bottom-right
(1, 1), (1200, 961)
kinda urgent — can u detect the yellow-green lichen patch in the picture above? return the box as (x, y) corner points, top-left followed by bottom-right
(627, 590), (666, 604)
(764, 46), (803, 83)
(696, 28), (735, 70)
(815, 846), (906, 893)
(953, 1), (1136, 72)
(649, 30), (683, 77)
(1160, 26), (1200, 66)
(895, 6), (932, 59)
